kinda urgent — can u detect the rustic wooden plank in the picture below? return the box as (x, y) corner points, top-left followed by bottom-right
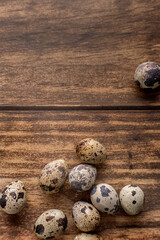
(0, 110), (159, 239)
(0, 0), (160, 107)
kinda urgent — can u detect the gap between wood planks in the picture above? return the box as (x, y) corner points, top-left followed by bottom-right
(0, 106), (159, 111)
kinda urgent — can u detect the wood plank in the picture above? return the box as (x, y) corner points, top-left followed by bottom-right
(0, 0), (160, 107)
(0, 110), (159, 239)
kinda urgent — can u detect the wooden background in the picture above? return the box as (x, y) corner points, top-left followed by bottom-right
(0, 0), (160, 239)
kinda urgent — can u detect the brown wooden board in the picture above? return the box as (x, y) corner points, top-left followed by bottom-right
(0, 0), (160, 107)
(0, 110), (159, 239)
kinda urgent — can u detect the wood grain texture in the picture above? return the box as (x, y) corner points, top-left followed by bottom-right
(0, 0), (160, 107)
(0, 110), (159, 239)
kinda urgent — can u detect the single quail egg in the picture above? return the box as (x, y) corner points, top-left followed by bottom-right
(120, 184), (144, 215)
(0, 180), (26, 214)
(69, 164), (97, 192)
(74, 233), (103, 240)
(76, 138), (107, 164)
(134, 62), (160, 89)
(72, 201), (100, 232)
(34, 209), (67, 239)
(39, 159), (68, 194)
(90, 183), (119, 214)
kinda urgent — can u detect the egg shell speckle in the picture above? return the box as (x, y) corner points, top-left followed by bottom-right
(69, 164), (97, 192)
(120, 184), (144, 215)
(0, 180), (26, 214)
(134, 62), (160, 89)
(72, 201), (100, 232)
(74, 233), (103, 240)
(76, 138), (107, 164)
(34, 209), (67, 239)
(39, 159), (68, 194)
(90, 183), (119, 214)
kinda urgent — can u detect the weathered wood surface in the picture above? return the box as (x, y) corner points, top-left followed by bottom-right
(0, 111), (159, 239)
(0, 0), (160, 107)
(0, 0), (160, 239)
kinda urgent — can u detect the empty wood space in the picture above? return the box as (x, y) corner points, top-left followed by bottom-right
(0, 0), (160, 107)
(0, 0), (160, 240)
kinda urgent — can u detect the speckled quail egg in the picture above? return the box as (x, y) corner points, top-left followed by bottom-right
(34, 209), (67, 239)
(0, 180), (26, 214)
(90, 183), (119, 214)
(74, 233), (103, 240)
(39, 159), (68, 194)
(134, 62), (160, 89)
(120, 184), (144, 215)
(72, 201), (100, 232)
(69, 164), (97, 192)
(76, 138), (107, 164)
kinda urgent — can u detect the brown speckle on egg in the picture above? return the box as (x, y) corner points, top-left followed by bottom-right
(35, 224), (44, 235)
(46, 216), (55, 222)
(132, 191), (136, 196)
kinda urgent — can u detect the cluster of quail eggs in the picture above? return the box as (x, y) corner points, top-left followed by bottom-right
(70, 138), (145, 239)
(0, 137), (145, 239)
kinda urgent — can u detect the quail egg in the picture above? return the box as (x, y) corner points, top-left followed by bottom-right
(134, 62), (160, 89)
(120, 184), (144, 215)
(0, 180), (26, 214)
(90, 183), (119, 214)
(76, 138), (107, 164)
(34, 209), (67, 239)
(39, 159), (68, 194)
(72, 201), (100, 232)
(69, 164), (97, 192)
(74, 233), (103, 240)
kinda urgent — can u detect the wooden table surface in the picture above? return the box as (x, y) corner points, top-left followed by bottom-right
(0, 1), (160, 239)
